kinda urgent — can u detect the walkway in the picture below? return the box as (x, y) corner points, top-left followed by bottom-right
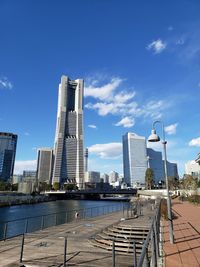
(163, 199), (200, 267)
(0, 204), (154, 267)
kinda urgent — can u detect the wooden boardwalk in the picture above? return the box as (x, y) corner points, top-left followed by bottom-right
(0, 204), (155, 267)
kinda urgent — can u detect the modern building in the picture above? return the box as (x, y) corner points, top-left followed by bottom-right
(195, 153), (200, 166)
(23, 170), (37, 178)
(85, 171), (100, 183)
(185, 160), (200, 180)
(0, 132), (17, 181)
(36, 148), (53, 184)
(147, 148), (164, 184)
(122, 132), (147, 187)
(109, 171), (119, 184)
(84, 147), (88, 173)
(101, 173), (109, 183)
(167, 161), (178, 179)
(52, 76), (84, 188)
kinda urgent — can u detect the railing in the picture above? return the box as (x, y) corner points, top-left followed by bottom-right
(137, 200), (161, 267)
(0, 202), (128, 241)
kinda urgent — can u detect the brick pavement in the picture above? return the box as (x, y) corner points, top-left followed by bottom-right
(163, 199), (200, 267)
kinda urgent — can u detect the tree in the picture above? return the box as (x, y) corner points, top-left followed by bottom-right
(183, 175), (198, 190)
(168, 176), (179, 190)
(39, 182), (51, 191)
(63, 183), (77, 191)
(145, 168), (154, 189)
(53, 182), (60, 191)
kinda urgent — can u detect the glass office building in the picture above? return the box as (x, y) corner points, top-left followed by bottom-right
(123, 132), (147, 187)
(0, 132), (17, 181)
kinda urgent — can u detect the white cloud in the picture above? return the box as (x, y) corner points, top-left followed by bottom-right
(165, 123), (178, 135)
(24, 132), (30, 136)
(88, 143), (122, 159)
(0, 77), (13, 89)
(84, 77), (122, 100)
(115, 117), (135, 128)
(88, 124), (97, 129)
(14, 160), (37, 174)
(85, 77), (171, 123)
(189, 137), (200, 147)
(146, 39), (167, 54)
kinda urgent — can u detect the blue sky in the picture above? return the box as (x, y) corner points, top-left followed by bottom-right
(0, 0), (200, 176)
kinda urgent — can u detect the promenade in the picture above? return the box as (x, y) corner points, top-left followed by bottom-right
(163, 199), (200, 267)
(0, 204), (154, 267)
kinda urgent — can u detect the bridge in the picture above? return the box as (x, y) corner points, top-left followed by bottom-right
(43, 188), (137, 200)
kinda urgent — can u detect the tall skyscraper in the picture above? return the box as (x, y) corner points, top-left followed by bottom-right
(0, 132), (17, 181)
(36, 148), (54, 184)
(147, 148), (164, 184)
(84, 147), (88, 173)
(52, 76), (84, 187)
(122, 132), (147, 187)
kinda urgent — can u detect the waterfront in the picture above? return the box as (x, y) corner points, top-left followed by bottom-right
(0, 199), (126, 239)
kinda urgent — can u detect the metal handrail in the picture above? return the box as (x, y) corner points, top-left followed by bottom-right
(137, 200), (161, 267)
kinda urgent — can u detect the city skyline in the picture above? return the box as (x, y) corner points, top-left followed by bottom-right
(1, 1), (200, 176)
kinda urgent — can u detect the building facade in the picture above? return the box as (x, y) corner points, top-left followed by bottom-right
(147, 148), (164, 184)
(36, 148), (54, 184)
(109, 171), (119, 184)
(52, 76), (84, 187)
(123, 132), (147, 187)
(84, 147), (88, 173)
(185, 160), (200, 180)
(0, 132), (17, 181)
(85, 171), (100, 183)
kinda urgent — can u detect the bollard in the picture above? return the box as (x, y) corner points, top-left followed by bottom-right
(112, 240), (115, 267)
(20, 234), (25, 263)
(64, 237), (67, 267)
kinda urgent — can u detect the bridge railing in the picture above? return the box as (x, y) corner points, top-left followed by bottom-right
(0, 202), (129, 241)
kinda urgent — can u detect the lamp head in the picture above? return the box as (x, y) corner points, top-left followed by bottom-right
(148, 129), (160, 142)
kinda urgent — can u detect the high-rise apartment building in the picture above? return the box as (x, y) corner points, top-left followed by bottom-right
(0, 132), (17, 181)
(36, 148), (54, 184)
(122, 132), (147, 187)
(52, 76), (84, 187)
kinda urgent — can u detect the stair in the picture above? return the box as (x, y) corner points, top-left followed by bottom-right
(89, 219), (150, 255)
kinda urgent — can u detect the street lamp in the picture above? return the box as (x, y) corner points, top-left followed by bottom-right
(148, 120), (174, 244)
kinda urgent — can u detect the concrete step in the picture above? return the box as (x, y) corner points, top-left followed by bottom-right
(102, 230), (147, 240)
(90, 239), (143, 254)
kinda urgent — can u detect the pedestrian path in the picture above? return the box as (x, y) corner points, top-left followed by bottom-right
(163, 199), (200, 267)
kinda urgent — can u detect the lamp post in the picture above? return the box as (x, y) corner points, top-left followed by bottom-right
(148, 120), (174, 244)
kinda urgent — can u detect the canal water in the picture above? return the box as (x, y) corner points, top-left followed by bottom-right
(0, 200), (127, 239)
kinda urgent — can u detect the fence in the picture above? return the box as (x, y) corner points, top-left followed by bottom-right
(0, 202), (128, 241)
